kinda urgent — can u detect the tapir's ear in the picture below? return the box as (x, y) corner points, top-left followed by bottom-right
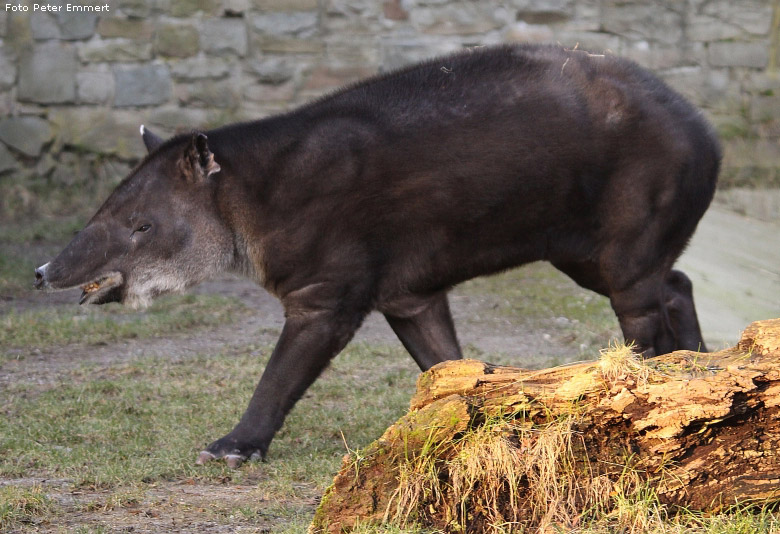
(181, 132), (221, 183)
(140, 125), (164, 153)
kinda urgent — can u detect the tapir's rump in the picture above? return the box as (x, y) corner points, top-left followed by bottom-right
(35, 44), (720, 465)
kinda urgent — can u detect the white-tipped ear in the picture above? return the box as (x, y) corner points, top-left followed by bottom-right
(140, 125), (165, 153)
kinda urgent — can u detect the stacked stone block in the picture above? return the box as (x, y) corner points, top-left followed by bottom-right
(0, 0), (778, 217)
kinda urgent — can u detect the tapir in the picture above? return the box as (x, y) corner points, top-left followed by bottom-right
(34, 44), (720, 466)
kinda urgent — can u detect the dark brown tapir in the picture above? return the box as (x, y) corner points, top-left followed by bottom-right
(34, 44), (720, 466)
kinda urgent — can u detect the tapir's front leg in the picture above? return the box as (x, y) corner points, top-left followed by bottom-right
(197, 306), (366, 467)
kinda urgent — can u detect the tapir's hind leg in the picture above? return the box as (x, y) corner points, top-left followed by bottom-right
(553, 260), (677, 357)
(607, 271), (707, 355)
(609, 274), (676, 357)
(665, 269), (707, 352)
(383, 291), (463, 370)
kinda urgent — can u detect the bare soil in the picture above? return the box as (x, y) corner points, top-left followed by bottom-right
(2, 475), (299, 534)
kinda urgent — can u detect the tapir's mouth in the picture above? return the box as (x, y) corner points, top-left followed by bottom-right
(79, 272), (124, 305)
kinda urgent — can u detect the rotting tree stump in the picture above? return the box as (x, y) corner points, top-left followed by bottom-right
(310, 319), (780, 534)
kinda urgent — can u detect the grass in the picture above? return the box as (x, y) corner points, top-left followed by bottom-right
(378, 410), (589, 533)
(0, 215), (87, 246)
(0, 342), (414, 486)
(0, 246), (44, 298)
(461, 262), (614, 324)
(0, 214), (91, 297)
(459, 262), (619, 362)
(0, 294), (245, 361)
(3, 314), (780, 533)
(0, 485), (56, 531)
(0, 341), (418, 532)
(342, 511), (780, 534)
(599, 340), (649, 384)
(2, 351), (248, 484)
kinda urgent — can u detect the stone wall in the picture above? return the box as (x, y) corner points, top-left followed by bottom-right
(0, 0), (779, 217)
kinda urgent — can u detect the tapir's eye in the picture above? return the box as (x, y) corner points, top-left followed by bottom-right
(136, 224), (152, 233)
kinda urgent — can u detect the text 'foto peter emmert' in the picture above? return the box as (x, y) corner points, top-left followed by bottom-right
(3, 3), (111, 12)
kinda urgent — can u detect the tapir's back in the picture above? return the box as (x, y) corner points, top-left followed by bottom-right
(283, 45), (719, 290)
(210, 44), (719, 297)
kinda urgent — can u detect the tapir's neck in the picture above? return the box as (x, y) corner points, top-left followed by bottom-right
(204, 113), (301, 181)
(228, 231), (267, 287)
(203, 118), (294, 292)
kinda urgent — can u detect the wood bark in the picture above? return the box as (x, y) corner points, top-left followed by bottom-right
(310, 319), (780, 533)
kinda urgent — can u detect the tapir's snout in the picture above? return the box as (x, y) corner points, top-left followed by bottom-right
(31, 222), (126, 300)
(34, 262), (50, 290)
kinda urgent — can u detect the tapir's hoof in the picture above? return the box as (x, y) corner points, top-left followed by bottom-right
(196, 443), (265, 468)
(196, 450), (217, 465)
(196, 450), (248, 468)
(225, 454), (246, 468)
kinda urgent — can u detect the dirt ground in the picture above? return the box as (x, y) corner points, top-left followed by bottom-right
(1, 197), (778, 533)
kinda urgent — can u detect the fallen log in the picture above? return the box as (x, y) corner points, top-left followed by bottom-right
(310, 318), (780, 533)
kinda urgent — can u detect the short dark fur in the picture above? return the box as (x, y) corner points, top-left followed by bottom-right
(36, 44), (720, 463)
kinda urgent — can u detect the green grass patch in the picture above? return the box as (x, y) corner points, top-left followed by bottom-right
(579, 501), (780, 534)
(0, 484), (57, 531)
(3, 332), (780, 531)
(1, 352), (247, 485)
(0, 215), (86, 246)
(0, 340), (417, 531)
(0, 215), (89, 296)
(458, 262), (619, 359)
(0, 294), (245, 359)
(0, 249), (36, 297)
(460, 262), (613, 324)
(321, 499), (780, 533)
(0, 340), (416, 486)
(347, 523), (436, 533)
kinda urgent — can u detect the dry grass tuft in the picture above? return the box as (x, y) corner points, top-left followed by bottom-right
(380, 405), (680, 534)
(382, 410), (659, 533)
(448, 416), (524, 531)
(599, 341), (650, 384)
(384, 427), (450, 526)
(518, 416), (581, 530)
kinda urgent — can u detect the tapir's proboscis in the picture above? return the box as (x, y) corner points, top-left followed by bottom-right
(34, 44), (720, 467)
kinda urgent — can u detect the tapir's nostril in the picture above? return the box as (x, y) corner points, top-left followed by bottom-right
(34, 263), (48, 289)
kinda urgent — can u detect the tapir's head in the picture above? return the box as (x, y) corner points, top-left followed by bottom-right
(34, 127), (234, 308)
